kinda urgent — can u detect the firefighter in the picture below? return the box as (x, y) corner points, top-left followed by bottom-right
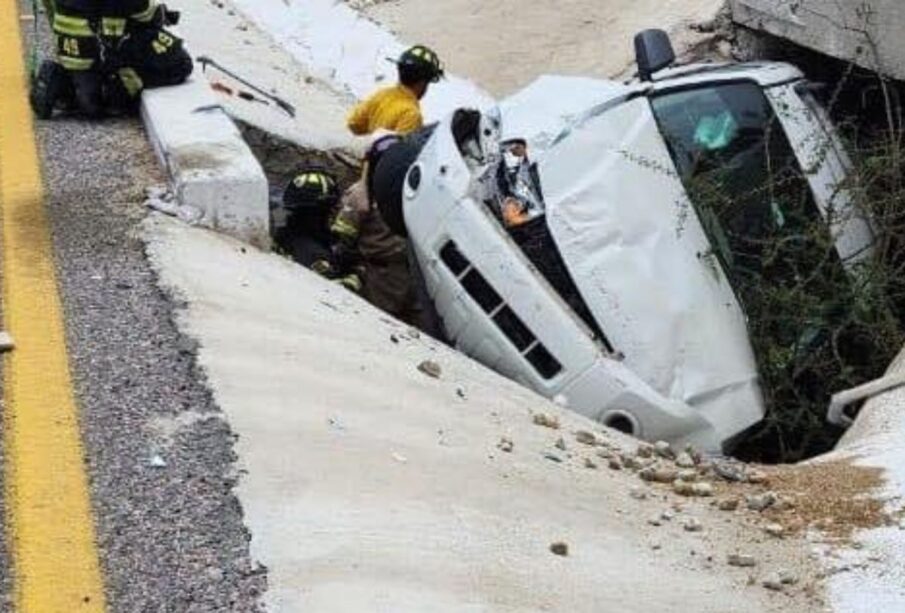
(332, 45), (444, 324)
(30, 0), (192, 119)
(274, 168), (363, 292)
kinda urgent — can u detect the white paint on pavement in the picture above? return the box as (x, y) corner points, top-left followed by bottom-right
(144, 214), (819, 612)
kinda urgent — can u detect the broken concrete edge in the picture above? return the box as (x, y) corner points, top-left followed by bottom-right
(730, 0), (905, 82)
(141, 76), (271, 250)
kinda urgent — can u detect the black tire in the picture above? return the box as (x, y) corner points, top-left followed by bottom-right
(370, 135), (430, 237)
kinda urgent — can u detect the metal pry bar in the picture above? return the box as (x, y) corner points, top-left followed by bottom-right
(197, 55), (297, 118)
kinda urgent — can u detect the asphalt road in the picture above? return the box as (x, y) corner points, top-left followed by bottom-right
(1, 3), (266, 610)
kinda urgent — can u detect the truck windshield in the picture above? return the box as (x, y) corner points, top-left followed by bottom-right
(650, 81), (824, 279)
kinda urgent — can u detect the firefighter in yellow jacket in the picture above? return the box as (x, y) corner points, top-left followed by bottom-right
(331, 45), (443, 324)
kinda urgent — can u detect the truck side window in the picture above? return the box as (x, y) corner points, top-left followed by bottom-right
(651, 82), (828, 283)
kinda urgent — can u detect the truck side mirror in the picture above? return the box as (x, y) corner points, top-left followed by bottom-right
(635, 29), (676, 82)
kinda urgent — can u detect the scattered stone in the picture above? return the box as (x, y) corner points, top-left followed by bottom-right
(654, 441), (675, 459)
(456, 387), (467, 400)
(677, 468), (698, 482)
(584, 458), (598, 470)
(717, 498), (740, 512)
(727, 554), (757, 568)
(620, 454), (644, 470)
(683, 517), (704, 532)
(574, 430), (597, 446)
(640, 466), (678, 484)
(608, 457), (623, 471)
(543, 453), (563, 464)
(714, 461), (747, 483)
(673, 480), (696, 497)
(391, 452), (408, 464)
(648, 517), (663, 527)
(651, 543), (662, 551)
(550, 542), (569, 557)
(764, 523), (785, 538)
(553, 394), (569, 408)
(660, 510), (675, 522)
(417, 360), (442, 379)
(636, 443), (654, 459)
(533, 413), (561, 430)
(747, 469), (769, 485)
(773, 496), (796, 511)
(555, 437), (567, 451)
(746, 492), (777, 512)
(762, 574), (784, 591)
(497, 437), (514, 453)
(675, 452), (696, 468)
(630, 487), (649, 501)
(691, 482), (714, 497)
(149, 454), (167, 468)
(0, 331), (15, 352)
(778, 570), (799, 585)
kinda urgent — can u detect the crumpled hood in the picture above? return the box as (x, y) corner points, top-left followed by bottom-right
(535, 94), (764, 442)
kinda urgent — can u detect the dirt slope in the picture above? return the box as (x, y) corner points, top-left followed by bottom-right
(361, 0), (724, 96)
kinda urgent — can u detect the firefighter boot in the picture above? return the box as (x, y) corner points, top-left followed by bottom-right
(30, 60), (75, 119)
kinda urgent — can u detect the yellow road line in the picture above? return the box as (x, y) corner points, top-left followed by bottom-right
(0, 3), (106, 611)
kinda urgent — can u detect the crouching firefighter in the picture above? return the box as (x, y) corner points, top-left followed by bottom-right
(31, 0), (193, 119)
(274, 168), (364, 293)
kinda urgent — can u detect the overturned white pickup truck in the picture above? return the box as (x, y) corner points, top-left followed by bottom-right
(372, 30), (874, 452)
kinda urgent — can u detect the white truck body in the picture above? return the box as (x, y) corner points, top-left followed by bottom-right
(401, 60), (873, 452)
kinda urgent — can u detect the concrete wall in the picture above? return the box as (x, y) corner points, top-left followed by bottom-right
(731, 0), (905, 81)
(142, 78), (270, 249)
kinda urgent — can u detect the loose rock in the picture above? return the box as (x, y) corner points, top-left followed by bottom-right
(677, 468), (698, 482)
(764, 523), (785, 538)
(584, 458), (598, 470)
(497, 437), (514, 453)
(747, 469), (769, 485)
(746, 492), (777, 512)
(550, 542), (569, 557)
(533, 413), (561, 430)
(648, 517), (663, 527)
(555, 437), (567, 451)
(654, 441), (675, 459)
(762, 574), (784, 591)
(717, 498), (740, 512)
(608, 457), (623, 471)
(417, 360), (442, 378)
(778, 570), (799, 585)
(727, 554), (758, 568)
(574, 430), (597, 446)
(630, 487), (649, 501)
(691, 482), (714, 497)
(640, 466), (678, 484)
(714, 461), (747, 482)
(675, 452), (696, 468)
(673, 480), (696, 497)
(636, 443), (654, 459)
(683, 517), (704, 532)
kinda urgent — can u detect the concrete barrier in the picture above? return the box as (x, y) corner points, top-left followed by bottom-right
(141, 76), (270, 249)
(731, 0), (905, 81)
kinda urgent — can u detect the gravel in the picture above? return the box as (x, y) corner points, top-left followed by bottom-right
(12, 5), (267, 609)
